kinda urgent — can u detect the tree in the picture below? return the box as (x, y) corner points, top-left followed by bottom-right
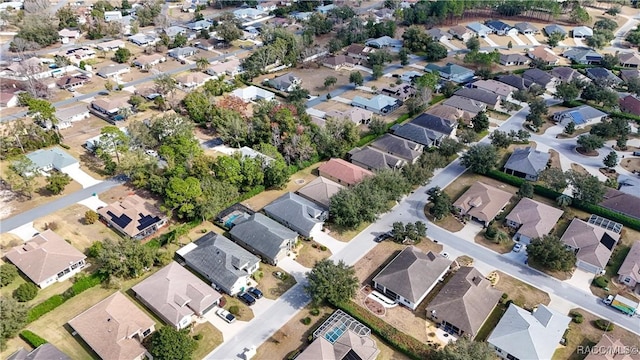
(372, 65), (383, 80)
(457, 128), (477, 144)
(429, 188), (452, 220)
(164, 176), (203, 219)
(432, 337), (495, 360)
(554, 81), (581, 103)
(547, 32), (565, 47)
(99, 126), (129, 164)
(471, 111), (489, 133)
(113, 48), (132, 63)
(567, 170), (607, 204)
(56, 5), (78, 29)
(8, 156), (39, 200)
(23, 96), (57, 130)
(466, 36), (480, 51)
(287, 86), (310, 102)
(154, 74), (177, 100)
(539, 168), (567, 192)
(84, 210), (98, 224)
(349, 71), (363, 86)
(461, 144), (498, 175)
(324, 76), (337, 88)
(577, 134), (604, 153)
(149, 327), (197, 360)
(367, 117), (387, 136)
(96, 238), (155, 279)
(603, 151), (618, 169)
(569, 5), (590, 24)
(0, 264), (18, 287)
(605, 5), (621, 17)
(527, 235), (576, 272)
(0, 297), (28, 348)
(399, 47), (409, 65)
(305, 259), (358, 306)
(46, 171), (71, 195)
(586, 32), (610, 49)
(13, 283), (38, 302)
(517, 181), (534, 199)
(594, 18), (617, 32)
(490, 130), (511, 149)
(437, 138), (463, 158)
(564, 121), (576, 135)
(195, 57), (209, 72)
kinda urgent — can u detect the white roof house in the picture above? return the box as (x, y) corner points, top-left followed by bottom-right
(231, 86), (275, 102)
(573, 26), (593, 38)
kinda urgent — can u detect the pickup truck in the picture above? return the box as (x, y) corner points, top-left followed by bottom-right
(603, 294), (638, 316)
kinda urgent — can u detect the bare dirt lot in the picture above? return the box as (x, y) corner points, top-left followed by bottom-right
(621, 157), (640, 173)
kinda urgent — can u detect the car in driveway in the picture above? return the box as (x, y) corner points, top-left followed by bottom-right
(216, 308), (236, 323)
(247, 287), (263, 299)
(374, 232), (392, 243)
(513, 243), (523, 252)
(238, 292), (256, 306)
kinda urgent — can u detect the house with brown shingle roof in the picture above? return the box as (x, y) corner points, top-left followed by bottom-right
(7, 343), (71, 360)
(426, 267), (501, 339)
(448, 25), (472, 41)
(506, 198), (563, 244)
(318, 158), (374, 186)
(527, 46), (560, 66)
(97, 194), (168, 240)
(618, 52), (640, 68)
(296, 176), (344, 209)
(584, 334), (640, 360)
(68, 292), (155, 360)
(4, 230), (86, 289)
(372, 246), (453, 310)
(561, 218), (621, 274)
(453, 182), (512, 226)
(132, 261), (222, 329)
(620, 95), (640, 117)
(617, 241), (640, 294)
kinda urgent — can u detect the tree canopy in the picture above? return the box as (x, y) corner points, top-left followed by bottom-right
(461, 144), (498, 174)
(149, 327), (197, 360)
(305, 259), (359, 306)
(527, 235), (576, 272)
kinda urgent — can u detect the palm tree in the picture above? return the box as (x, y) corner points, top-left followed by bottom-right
(556, 194), (572, 208)
(195, 57), (209, 72)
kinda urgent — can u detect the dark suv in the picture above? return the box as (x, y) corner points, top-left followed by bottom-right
(238, 292), (256, 306)
(248, 287), (263, 299)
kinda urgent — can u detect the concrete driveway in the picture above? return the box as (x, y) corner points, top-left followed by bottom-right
(509, 33), (526, 46)
(440, 38), (460, 51)
(524, 33), (541, 46)
(310, 229), (346, 254)
(62, 167), (101, 188)
(8, 222), (39, 241)
(501, 244), (528, 265)
(77, 196), (107, 211)
(565, 268), (596, 293)
(481, 36), (499, 47)
(204, 307), (249, 342)
(573, 37), (585, 47)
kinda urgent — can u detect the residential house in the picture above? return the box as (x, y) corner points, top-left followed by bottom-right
(90, 96), (131, 120)
(426, 28), (452, 41)
(133, 53), (166, 69)
(506, 198), (564, 244)
(563, 48), (603, 65)
(544, 24), (567, 37)
(380, 84), (416, 102)
(426, 267), (502, 339)
(467, 22), (493, 37)
(427, 104), (475, 123)
(96, 64), (130, 78)
(322, 55), (359, 70)
(231, 86), (275, 102)
(527, 46), (560, 66)
(399, 70), (422, 83)
(315, 4), (335, 14)
(503, 146), (550, 181)
(176, 72), (211, 90)
(317, 158), (374, 186)
(408, 112), (456, 140)
(499, 53), (530, 66)
(298, 310), (379, 360)
(168, 46), (198, 59)
(128, 32), (160, 47)
(348, 146), (406, 171)
(132, 261), (222, 329)
(586, 67), (622, 86)
(206, 58), (242, 78)
(296, 176), (344, 209)
(442, 95), (486, 115)
(178, 232), (260, 295)
(617, 241), (640, 293)
(449, 25), (473, 41)
(97, 194), (168, 240)
(95, 39), (125, 51)
(229, 212), (298, 265)
(369, 134), (424, 163)
(55, 74), (89, 90)
(257, 0), (278, 12)
(389, 122), (439, 148)
(573, 26), (593, 38)
(290, 11), (312, 21)
(551, 66), (586, 83)
(233, 8), (266, 19)
(266, 72), (301, 92)
(346, 44), (374, 60)
(488, 304), (571, 360)
(514, 22), (538, 34)
(425, 63), (475, 83)
(68, 292), (155, 360)
(523, 68), (556, 88)
(471, 79), (516, 100)
(485, 20), (515, 36)
(453, 182), (512, 226)
(61, 47), (96, 62)
(351, 94), (401, 115)
(620, 95), (640, 116)
(561, 218), (621, 274)
(620, 69), (640, 83)
(326, 107), (373, 125)
(164, 25), (187, 39)
(497, 74), (534, 91)
(619, 52), (640, 68)
(5, 230), (86, 288)
(7, 344), (71, 360)
(185, 19), (212, 31)
(103, 10), (122, 22)
(585, 335), (640, 360)
(552, 105), (608, 128)
(0, 91), (19, 108)
(454, 87), (501, 110)
(25, 147), (79, 174)
(263, 192), (328, 237)
(372, 246), (452, 310)
(365, 35), (402, 48)
(600, 188), (640, 221)
(58, 28), (80, 43)
(55, 104), (90, 128)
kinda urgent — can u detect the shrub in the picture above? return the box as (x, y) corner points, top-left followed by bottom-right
(27, 295), (65, 322)
(19, 330), (47, 347)
(84, 210), (99, 224)
(572, 313), (584, 324)
(593, 276), (609, 289)
(500, 293), (508, 303)
(301, 317), (311, 325)
(14, 283), (38, 302)
(45, 222), (59, 231)
(59, 143), (71, 149)
(320, 245), (327, 251)
(193, 333), (203, 340)
(0, 263), (19, 287)
(229, 305), (240, 315)
(252, 271), (263, 281)
(595, 319), (614, 331)
(87, 241), (103, 258)
(310, 308), (320, 316)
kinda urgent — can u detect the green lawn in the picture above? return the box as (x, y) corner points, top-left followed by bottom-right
(191, 322), (223, 360)
(475, 303), (507, 341)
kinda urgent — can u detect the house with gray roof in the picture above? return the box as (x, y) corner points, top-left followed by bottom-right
(471, 79), (517, 100)
(544, 24), (567, 37)
(351, 94), (401, 115)
(454, 87), (501, 109)
(426, 28), (451, 41)
(573, 26), (593, 38)
(178, 232), (259, 295)
(409, 112), (457, 138)
(561, 218), (621, 274)
(425, 63), (475, 83)
(132, 261), (222, 329)
(563, 48), (602, 65)
(266, 72), (301, 92)
(442, 95), (486, 114)
(365, 36), (402, 48)
(503, 147), (550, 181)
(499, 53), (530, 66)
(369, 134), (424, 163)
(514, 22), (538, 34)
(373, 246), (452, 310)
(552, 105), (608, 129)
(467, 22), (493, 37)
(426, 267), (501, 339)
(348, 147), (406, 171)
(497, 74), (534, 91)
(7, 344), (71, 360)
(168, 46), (198, 59)
(25, 147), (79, 174)
(263, 192), (328, 237)
(96, 63), (130, 78)
(485, 20), (516, 36)
(506, 198), (564, 244)
(586, 67), (622, 86)
(297, 176), (344, 209)
(488, 304), (571, 360)
(551, 67), (586, 83)
(522, 68), (555, 88)
(230, 213), (298, 265)
(620, 69), (640, 83)
(617, 241), (640, 294)
(390, 123), (437, 147)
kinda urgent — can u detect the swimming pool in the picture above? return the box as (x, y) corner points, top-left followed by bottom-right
(324, 324), (347, 344)
(225, 214), (240, 228)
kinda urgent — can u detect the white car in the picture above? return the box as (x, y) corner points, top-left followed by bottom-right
(216, 308), (236, 323)
(441, 252), (450, 259)
(513, 243), (523, 253)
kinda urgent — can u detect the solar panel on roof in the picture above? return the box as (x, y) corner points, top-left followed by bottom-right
(137, 213), (161, 231)
(107, 210), (133, 229)
(601, 233), (616, 251)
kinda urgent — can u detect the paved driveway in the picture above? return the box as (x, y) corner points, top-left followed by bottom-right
(77, 196), (107, 211)
(524, 33), (541, 46)
(481, 36), (499, 47)
(440, 38), (460, 51)
(8, 222), (39, 241)
(509, 33), (526, 46)
(573, 37), (585, 47)
(310, 229), (346, 254)
(62, 166), (101, 188)
(204, 307), (249, 342)
(565, 268), (596, 293)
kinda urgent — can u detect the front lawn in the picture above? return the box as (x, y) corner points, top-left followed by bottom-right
(223, 296), (254, 322)
(255, 263), (297, 300)
(295, 240), (331, 268)
(191, 322), (223, 360)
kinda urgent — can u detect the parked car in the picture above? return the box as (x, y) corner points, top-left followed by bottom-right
(216, 308), (236, 323)
(513, 243), (523, 253)
(441, 252), (450, 259)
(248, 287), (263, 299)
(603, 294), (614, 305)
(238, 292), (256, 306)
(374, 232), (391, 243)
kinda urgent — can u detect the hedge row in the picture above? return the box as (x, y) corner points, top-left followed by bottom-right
(19, 330), (47, 348)
(335, 301), (432, 360)
(485, 170), (640, 231)
(27, 295), (65, 323)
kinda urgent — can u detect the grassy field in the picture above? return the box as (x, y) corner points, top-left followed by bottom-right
(325, 221), (372, 242)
